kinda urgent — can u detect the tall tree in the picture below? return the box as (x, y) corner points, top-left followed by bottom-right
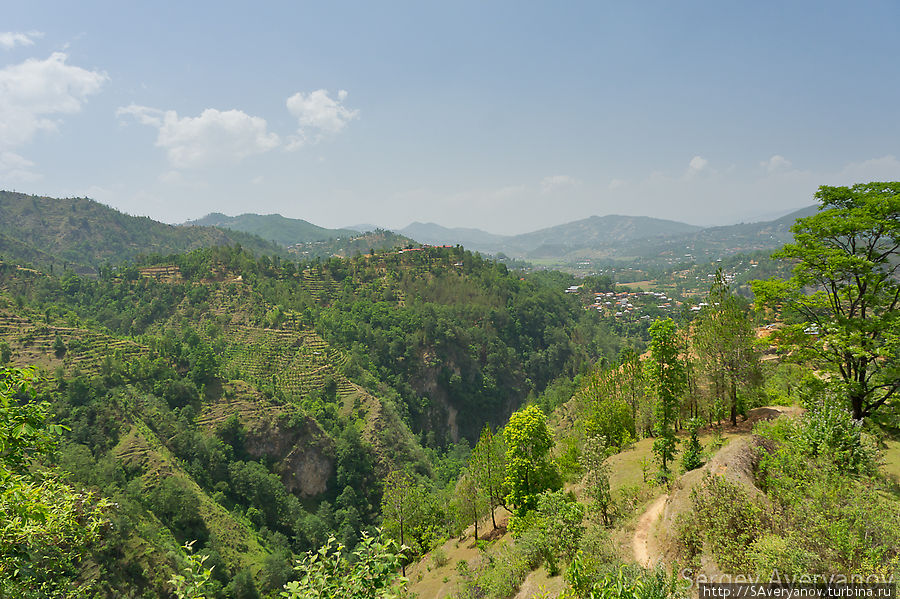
(380, 471), (419, 575)
(469, 425), (506, 529)
(453, 470), (488, 540)
(694, 269), (761, 426)
(646, 318), (685, 483)
(753, 182), (900, 420)
(618, 347), (645, 432)
(580, 434), (613, 526)
(503, 405), (559, 516)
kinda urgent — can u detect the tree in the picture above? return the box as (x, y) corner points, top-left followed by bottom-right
(646, 318), (685, 483)
(580, 434), (614, 526)
(618, 347), (645, 432)
(534, 490), (585, 575)
(469, 425), (506, 529)
(694, 270), (761, 426)
(752, 183), (900, 420)
(380, 471), (419, 575)
(452, 470), (488, 540)
(681, 418), (704, 472)
(503, 405), (560, 516)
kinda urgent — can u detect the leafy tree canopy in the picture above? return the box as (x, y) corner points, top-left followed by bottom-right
(752, 182), (900, 420)
(503, 405), (560, 515)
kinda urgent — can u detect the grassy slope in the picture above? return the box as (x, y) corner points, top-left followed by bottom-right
(407, 406), (809, 599)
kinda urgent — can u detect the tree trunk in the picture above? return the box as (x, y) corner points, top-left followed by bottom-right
(400, 520), (406, 576)
(851, 393), (864, 420)
(730, 378), (737, 427)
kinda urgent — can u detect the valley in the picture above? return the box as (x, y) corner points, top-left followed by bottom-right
(0, 187), (898, 599)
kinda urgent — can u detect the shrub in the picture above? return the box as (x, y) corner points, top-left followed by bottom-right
(690, 474), (763, 573)
(681, 418), (704, 472)
(796, 396), (875, 475)
(431, 546), (449, 568)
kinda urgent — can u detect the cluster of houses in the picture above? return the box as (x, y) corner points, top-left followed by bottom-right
(588, 290), (683, 320)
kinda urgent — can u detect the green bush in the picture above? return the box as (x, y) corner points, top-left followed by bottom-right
(753, 415), (900, 577)
(564, 557), (685, 599)
(690, 474), (763, 573)
(680, 418), (704, 472)
(431, 546), (449, 568)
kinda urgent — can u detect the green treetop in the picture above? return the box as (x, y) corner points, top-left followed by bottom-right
(752, 182), (900, 420)
(503, 404), (560, 516)
(646, 318), (685, 483)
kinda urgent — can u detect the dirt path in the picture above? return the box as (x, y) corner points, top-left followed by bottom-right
(629, 407), (802, 569)
(633, 492), (667, 567)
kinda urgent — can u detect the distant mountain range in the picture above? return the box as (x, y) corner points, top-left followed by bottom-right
(616, 205), (819, 263)
(183, 205), (819, 262)
(396, 208), (815, 261)
(0, 189), (819, 273)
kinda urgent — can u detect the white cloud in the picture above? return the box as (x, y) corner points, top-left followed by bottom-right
(761, 154), (792, 172)
(0, 52), (107, 147)
(832, 155), (900, 184)
(608, 178), (628, 190)
(286, 89), (359, 148)
(685, 155), (709, 179)
(0, 52), (106, 178)
(118, 104), (280, 169)
(0, 151), (40, 182)
(0, 31), (43, 49)
(540, 174), (580, 193)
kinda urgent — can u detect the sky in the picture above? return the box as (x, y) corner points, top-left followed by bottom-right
(2, 1), (899, 235)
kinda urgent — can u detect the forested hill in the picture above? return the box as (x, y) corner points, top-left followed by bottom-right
(184, 212), (358, 246)
(0, 243), (620, 596)
(0, 191), (284, 274)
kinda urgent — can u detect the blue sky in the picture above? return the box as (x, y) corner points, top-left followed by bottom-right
(2, 1), (899, 234)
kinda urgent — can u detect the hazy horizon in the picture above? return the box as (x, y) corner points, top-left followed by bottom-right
(3, 2), (898, 235)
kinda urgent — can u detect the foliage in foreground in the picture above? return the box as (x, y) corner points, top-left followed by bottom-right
(563, 555), (686, 599)
(280, 532), (410, 599)
(0, 367), (109, 598)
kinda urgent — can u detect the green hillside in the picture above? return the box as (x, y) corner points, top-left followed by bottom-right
(288, 228), (417, 259)
(185, 212), (357, 246)
(0, 191), (284, 274)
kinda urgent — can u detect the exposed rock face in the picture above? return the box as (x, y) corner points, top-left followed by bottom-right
(198, 385), (336, 498)
(243, 412), (335, 497)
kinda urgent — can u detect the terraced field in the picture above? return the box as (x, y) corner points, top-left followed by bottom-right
(300, 268), (338, 303)
(214, 324), (354, 399)
(0, 307), (147, 377)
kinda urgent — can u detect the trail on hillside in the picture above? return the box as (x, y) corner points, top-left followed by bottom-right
(633, 492), (668, 568)
(631, 406), (802, 568)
